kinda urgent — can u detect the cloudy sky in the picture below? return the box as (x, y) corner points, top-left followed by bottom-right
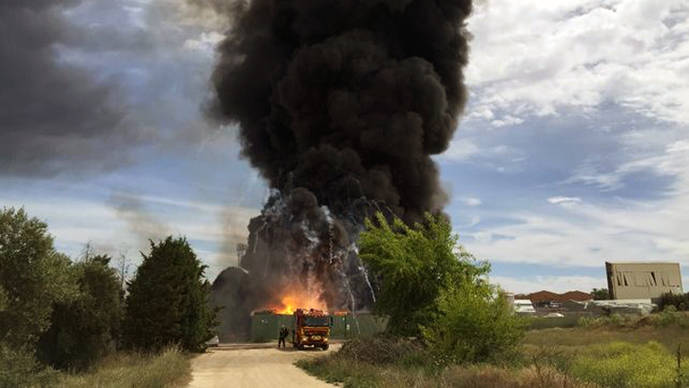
(2, 0), (688, 293)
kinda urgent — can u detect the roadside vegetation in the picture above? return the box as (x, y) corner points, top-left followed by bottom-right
(299, 212), (689, 387)
(0, 207), (216, 387)
(301, 307), (689, 387)
(56, 347), (190, 388)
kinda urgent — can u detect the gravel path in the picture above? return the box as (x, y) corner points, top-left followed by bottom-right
(187, 344), (339, 388)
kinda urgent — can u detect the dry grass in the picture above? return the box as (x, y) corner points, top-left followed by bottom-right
(524, 325), (689, 356)
(298, 356), (594, 388)
(439, 364), (595, 388)
(56, 347), (191, 388)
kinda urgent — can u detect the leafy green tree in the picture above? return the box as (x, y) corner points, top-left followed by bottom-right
(359, 212), (490, 336)
(0, 208), (75, 349)
(123, 237), (217, 352)
(37, 255), (124, 370)
(591, 288), (609, 300)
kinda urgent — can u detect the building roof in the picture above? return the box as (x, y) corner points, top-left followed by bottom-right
(606, 261), (679, 265)
(519, 290), (592, 303)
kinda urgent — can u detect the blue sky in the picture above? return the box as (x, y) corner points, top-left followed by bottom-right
(2, 0), (688, 293)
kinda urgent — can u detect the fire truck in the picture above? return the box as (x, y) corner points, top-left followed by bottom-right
(292, 308), (331, 350)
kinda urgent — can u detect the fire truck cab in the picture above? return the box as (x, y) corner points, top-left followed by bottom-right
(292, 308), (331, 350)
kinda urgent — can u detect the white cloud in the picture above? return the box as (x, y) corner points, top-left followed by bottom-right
(466, 0), (689, 126)
(566, 137), (689, 191)
(491, 275), (606, 294)
(460, 197), (483, 207)
(547, 196), (582, 205)
(440, 139), (480, 161)
(465, 189), (689, 269)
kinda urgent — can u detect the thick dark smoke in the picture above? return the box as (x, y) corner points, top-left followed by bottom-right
(0, 1), (141, 176)
(213, 0), (471, 221)
(206, 0), (473, 339)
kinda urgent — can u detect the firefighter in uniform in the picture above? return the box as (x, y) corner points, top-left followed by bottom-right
(278, 325), (288, 349)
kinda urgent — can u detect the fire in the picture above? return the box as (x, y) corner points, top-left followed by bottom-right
(270, 292), (328, 315)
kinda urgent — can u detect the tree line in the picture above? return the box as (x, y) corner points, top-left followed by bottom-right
(0, 207), (217, 384)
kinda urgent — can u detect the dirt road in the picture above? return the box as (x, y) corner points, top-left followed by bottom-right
(187, 345), (339, 388)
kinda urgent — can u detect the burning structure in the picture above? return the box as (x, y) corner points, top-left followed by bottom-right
(207, 0), (473, 340)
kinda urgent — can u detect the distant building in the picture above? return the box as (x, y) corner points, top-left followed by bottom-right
(513, 299), (536, 314)
(515, 290), (592, 309)
(606, 261), (683, 300)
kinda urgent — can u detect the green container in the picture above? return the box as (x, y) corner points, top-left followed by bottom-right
(250, 312), (294, 342)
(250, 311), (387, 342)
(348, 313), (388, 338)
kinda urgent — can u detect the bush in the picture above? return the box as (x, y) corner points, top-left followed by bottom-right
(0, 344), (57, 388)
(658, 292), (689, 311)
(421, 283), (526, 364)
(123, 237), (217, 352)
(337, 336), (426, 366)
(37, 255), (124, 370)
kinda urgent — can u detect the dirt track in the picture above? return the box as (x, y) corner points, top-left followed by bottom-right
(187, 344), (339, 388)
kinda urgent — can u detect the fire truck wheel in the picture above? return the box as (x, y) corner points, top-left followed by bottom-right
(321, 344), (329, 351)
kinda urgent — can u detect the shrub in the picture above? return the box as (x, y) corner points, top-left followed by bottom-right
(0, 344), (57, 388)
(337, 336), (426, 366)
(37, 255), (124, 370)
(658, 292), (689, 311)
(421, 283), (526, 364)
(123, 237), (217, 352)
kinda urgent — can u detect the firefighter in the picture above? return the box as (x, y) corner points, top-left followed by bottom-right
(278, 325), (288, 349)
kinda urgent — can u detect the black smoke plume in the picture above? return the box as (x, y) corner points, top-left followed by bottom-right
(207, 0), (473, 339)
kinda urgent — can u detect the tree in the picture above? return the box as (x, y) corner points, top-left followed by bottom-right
(0, 208), (75, 349)
(360, 212), (524, 362)
(37, 255), (124, 370)
(123, 237), (217, 352)
(0, 286), (7, 312)
(116, 251), (132, 293)
(591, 288), (609, 300)
(359, 212), (490, 336)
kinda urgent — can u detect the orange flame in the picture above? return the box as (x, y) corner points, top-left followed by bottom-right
(270, 292), (328, 315)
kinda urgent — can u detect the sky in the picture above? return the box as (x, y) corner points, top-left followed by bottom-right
(1, 0), (688, 293)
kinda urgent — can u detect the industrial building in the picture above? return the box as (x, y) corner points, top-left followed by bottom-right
(606, 261), (683, 300)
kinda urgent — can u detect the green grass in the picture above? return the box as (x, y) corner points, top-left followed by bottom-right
(56, 347), (191, 388)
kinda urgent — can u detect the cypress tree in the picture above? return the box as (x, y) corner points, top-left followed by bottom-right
(123, 237), (217, 352)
